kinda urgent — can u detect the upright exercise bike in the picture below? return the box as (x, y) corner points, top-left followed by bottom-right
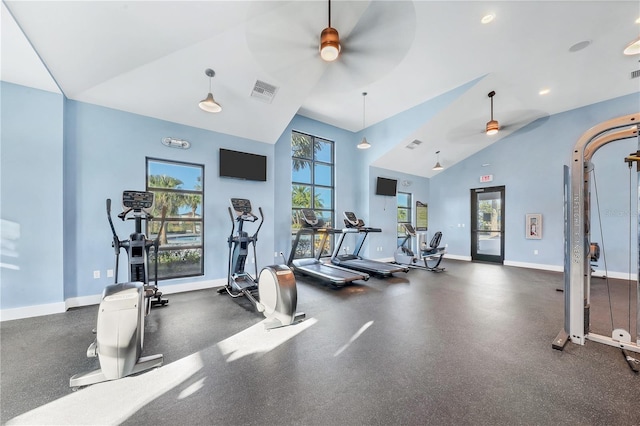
(70, 190), (167, 388)
(218, 198), (304, 329)
(394, 223), (446, 272)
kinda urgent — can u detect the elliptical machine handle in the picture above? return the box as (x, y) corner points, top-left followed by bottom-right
(106, 198), (121, 283)
(106, 199), (120, 253)
(153, 205), (167, 288)
(253, 207), (265, 242)
(227, 207), (236, 247)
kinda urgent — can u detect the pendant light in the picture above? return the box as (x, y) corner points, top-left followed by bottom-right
(198, 69), (222, 113)
(320, 0), (341, 61)
(486, 91), (499, 135)
(432, 150), (443, 171)
(357, 92), (371, 150)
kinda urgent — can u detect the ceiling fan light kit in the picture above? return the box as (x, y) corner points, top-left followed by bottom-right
(320, 27), (341, 61)
(198, 68), (222, 113)
(320, 0), (341, 62)
(486, 90), (499, 135)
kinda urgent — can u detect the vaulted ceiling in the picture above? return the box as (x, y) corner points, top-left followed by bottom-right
(3, 1), (639, 177)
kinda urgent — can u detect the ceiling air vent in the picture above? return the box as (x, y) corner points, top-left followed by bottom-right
(632, 69), (640, 79)
(251, 80), (278, 103)
(405, 139), (423, 150)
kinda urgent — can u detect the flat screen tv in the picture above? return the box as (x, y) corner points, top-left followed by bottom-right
(376, 177), (397, 196)
(219, 148), (267, 181)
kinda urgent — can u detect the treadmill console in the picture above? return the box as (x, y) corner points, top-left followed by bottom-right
(343, 211), (360, 227)
(122, 190), (154, 211)
(301, 209), (319, 226)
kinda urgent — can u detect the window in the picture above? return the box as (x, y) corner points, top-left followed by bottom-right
(397, 192), (412, 247)
(291, 131), (334, 259)
(146, 158), (204, 279)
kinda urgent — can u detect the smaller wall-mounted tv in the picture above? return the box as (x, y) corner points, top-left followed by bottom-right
(376, 177), (397, 196)
(219, 148), (267, 181)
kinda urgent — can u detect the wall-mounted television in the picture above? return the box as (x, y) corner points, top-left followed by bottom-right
(219, 148), (267, 181)
(375, 177), (397, 196)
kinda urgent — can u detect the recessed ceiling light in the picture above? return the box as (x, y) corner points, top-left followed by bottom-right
(539, 88), (551, 95)
(569, 40), (591, 52)
(481, 14), (495, 24)
(623, 37), (640, 55)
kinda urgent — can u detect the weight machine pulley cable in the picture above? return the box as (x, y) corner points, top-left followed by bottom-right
(591, 167), (615, 332)
(628, 160), (633, 337)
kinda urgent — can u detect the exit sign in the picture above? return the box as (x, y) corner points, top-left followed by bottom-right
(480, 174), (494, 183)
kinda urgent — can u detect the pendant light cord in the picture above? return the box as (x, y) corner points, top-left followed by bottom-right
(328, 0), (331, 27)
(362, 92), (366, 128)
(490, 95), (494, 121)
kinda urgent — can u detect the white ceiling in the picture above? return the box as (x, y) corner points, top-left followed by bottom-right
(2, 1), (639, 178)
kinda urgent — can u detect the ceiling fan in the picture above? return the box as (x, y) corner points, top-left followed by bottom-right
(245, 0), (416, 93)
(447, 90), (549, 143)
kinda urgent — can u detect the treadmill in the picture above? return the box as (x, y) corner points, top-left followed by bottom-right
(331, 212), (409, 277)
(288, 209), (369, 286)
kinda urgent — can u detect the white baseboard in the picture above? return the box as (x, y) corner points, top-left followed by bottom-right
(443, 254), (472, 261)
(0, 302), (66, 322)
(2, 278), (226, 322)
(590, 270), (638, 281)
(160, 278), (225, 295)
(503, 260), (563, 272)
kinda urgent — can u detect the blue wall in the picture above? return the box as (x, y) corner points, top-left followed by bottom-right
(273, 115), (360, 262)
(63, 100), (277, 299)
(428, 93), (639, 274)
(1, 79), (638, 317)
(1, 82), (65, 309)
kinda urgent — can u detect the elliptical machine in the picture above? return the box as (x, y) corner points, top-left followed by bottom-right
(70, 191), (167, 388)
(218, 198), (304, 329)
(109, 190), (168, 310)
(394, 223), (446, 272)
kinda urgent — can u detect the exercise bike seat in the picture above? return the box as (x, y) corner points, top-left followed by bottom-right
(421, 232), (445, 256)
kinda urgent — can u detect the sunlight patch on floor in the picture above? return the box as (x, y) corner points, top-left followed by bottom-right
(334, 320), (374, 357)
(7, 352), (204, 425)
(217, 317), (318, 362)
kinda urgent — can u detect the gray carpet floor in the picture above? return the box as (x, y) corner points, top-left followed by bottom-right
(1, 260), (638, 425)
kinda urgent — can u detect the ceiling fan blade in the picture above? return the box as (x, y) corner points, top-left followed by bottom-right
(447, 110), (550, 143)
(499, 110), (550, 132)
(245, 2), (323, 82)
(314, 1), (416, 93)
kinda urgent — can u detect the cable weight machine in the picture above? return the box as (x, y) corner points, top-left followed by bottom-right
(553, 113), (640, 372)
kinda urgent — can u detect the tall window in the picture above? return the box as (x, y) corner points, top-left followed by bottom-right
(291, 131), (334, 258)
(146, 158), (204, 279)
(397, 192), (412, 247)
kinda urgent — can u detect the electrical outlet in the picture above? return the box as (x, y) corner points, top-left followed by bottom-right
(107, 269), (114, 278)
(274, 251), (278, 257)
(93, 270), (100, 279)
(534, 250), (538, 255)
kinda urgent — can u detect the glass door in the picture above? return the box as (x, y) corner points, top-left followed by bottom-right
(471, 186), (505, 263)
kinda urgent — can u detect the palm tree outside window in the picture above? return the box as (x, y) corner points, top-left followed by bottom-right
(146, 157), (204, 279)
(291, 131), (334, 259)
